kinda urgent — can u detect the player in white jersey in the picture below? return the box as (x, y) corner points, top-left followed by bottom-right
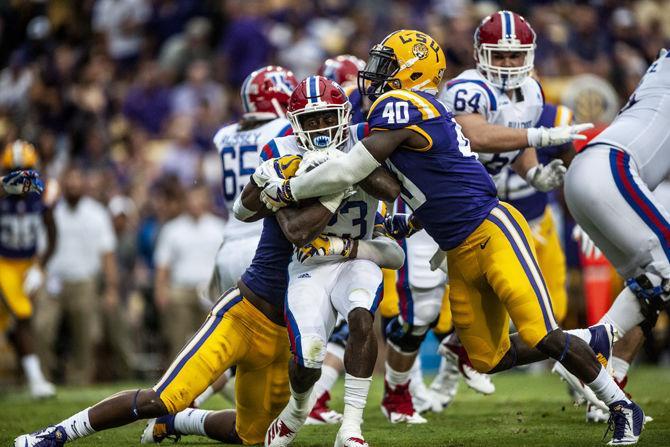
(248, 76), (402, 447)
(564, 49), (670, 417)
(434, 10), (590, 406)
(210, 66), (297, 297)
(190, 66), (297, 407)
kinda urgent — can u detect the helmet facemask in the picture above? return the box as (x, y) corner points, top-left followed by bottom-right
(475, 42), (535, 90)
(288, 103), (351, 151)
(357, 45), (401, 101)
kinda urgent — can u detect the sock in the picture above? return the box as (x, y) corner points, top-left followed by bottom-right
(385, 361), (412, 389)
(341, 373), (371, 435)
(565, 328), (591, 345)
(193, 386), (215, 408)
(599, 287), (644, 336)
(610, 356), (630, 382)
(313, 364), (340, 398)
(174, 408), (209, 436)
(326, 342), (345, 362)
(279, 383), (315, 430)
(21, 354), (47, 384)
(408, 357), (425, 394)
(587, 366), (631, 406)
(59, 408), (96, 440)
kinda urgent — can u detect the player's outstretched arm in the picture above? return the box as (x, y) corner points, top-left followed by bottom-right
(456, 113), (593, 152)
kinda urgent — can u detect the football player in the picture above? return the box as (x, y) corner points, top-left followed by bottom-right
(194, 65), (297, 407)
(251, 76), (402, 447)
(318, 54), (368, 124)
(258, 30), (645, 445)
(562, 48), (670, 433)
(434, 11), (580, 406)
(0, 141), (55, 399)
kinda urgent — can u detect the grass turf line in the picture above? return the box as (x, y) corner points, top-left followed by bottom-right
(2, 366), (668, 446)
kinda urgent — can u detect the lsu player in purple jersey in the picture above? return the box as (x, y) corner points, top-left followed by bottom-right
(257, 29), (645, 445)
(433, 11), (590, 408)
(0, 141), (53, 399)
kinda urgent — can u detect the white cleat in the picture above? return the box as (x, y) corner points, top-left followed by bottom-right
(429, 359), (459, 409)
(334, 431), (368, 447)
(410, 376), (443, 414)
(265, 417), (298, 447)
(552, 362), (608, 412)
(438, 337), (495, 395)
(381, 381), (427, 424)
(29, 380), (56, 399)
(586, 403), (610, 423)
(14, 425), (68, 447)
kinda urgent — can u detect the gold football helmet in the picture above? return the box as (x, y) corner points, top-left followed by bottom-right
(358, 30), (446, 99)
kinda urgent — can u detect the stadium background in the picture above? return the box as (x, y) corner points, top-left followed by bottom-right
(0, 0), (669, 386)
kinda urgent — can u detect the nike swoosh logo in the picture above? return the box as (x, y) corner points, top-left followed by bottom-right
(480, 237), (491, 250)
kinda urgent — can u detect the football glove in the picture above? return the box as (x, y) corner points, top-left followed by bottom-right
(525, 159), (566, 192)
(2, 170), (44, 195)
(296, 150), (331, 176)
(261, 178), (295, 211)
(23, 265), (44, 296)
(251, 155), (303, 187)
(382, 213), (423, 240)
(296, 235), (354, 265)
(527, 123), (594, 148)
(572, 224), (602, 259)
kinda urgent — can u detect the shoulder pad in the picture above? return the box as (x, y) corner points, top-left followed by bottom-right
(441, 79), (497, 114)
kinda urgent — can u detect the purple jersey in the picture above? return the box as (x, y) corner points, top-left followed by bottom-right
(240, 216), (292, 309)
(367, 89), (498, 250)
(0, 192), (44, 258)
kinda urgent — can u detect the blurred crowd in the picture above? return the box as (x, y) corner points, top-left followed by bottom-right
(1, 0), (670, 385)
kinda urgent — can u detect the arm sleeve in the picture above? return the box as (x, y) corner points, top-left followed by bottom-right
(438, 80), (493, 120)
(355, 237), (405, 270)
(290, 141), (380, 201)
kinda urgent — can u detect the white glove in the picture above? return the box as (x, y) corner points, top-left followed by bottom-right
(572, 224), (602, 259)
(527, 123), (594, 148)
(429, 249), (449, 274)
(296, 150), (332, 176)
(260, 178), (294, 211)
(251, 159), (280, 188)
(23, 265), (45, 296)
(525, 159), (567, 192)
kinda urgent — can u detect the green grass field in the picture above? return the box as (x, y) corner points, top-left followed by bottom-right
(2, 366), (668, 446)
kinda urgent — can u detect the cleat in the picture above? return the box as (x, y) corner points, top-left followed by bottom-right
(14, 426), (67, 447)
(438, 338), (495, 395)
(306, 391), (342, 425)
(586, 403), (610, 423)
(265, 417), (298, 447)
(381, 380), (427, 424)
(29, 381), (56, 400)
(334, 431), (368, 447)
(429, 358), (460, 409)
(141, 415), (180, 443)
(410, 376), (443, 414)
(605, 400), (645, 445)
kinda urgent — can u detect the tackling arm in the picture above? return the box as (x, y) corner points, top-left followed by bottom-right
(358, 166), (401, 202)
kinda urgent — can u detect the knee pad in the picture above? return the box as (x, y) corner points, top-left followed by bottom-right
(296, 334), (327, 369)
(385, 316), (429, 354)
(627, 273), (670, 330)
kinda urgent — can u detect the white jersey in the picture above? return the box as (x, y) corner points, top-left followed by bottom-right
(213, 117), (291, 239)
(438, 69), (544, 176)
(589, 49), (670, 190)
(270, 123), (378, 242)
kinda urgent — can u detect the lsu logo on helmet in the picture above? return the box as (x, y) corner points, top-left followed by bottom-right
(357, 29), (446, 99)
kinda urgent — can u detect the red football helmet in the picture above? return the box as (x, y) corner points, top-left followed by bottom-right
(317, 55), (366, 88)
(287, 76), (351, 151)
(240, 66), (298, 119)
(474, 10), (536, 90)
